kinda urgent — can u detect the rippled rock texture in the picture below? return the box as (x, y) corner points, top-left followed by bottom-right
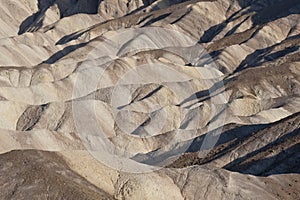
(0, 0), (299, 199)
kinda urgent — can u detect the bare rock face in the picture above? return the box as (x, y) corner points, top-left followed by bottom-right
(0, 150), (113, 200)
(0, 0), (299, 199)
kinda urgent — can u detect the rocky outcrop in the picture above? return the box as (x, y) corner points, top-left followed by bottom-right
(0, 0), (299, 199)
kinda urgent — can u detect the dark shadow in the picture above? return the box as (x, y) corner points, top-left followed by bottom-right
(43, 35), (105, 64)
(54, 0), (216, 45)
(170, 7), (192, 24)
(187, 123), (269, 153)
(250, 0), (300, 26)
(224, 127), (300, 176)
(132, 123), (269, 167)
(137, 14), (154, 26)
(117, 85), (164, 110)
(141, 12), (172, 27)
(179, 76), (231, 108)
(126, 0), (202, 17)
(235, 34), (300, 72)
(200, 22), (227, 43)
(18, 0), (101, 35)
(55, 30), (87, 45)
(18, 0), (55, 35)
(43, 42), (88, 64)
(137, 85), (164, 101)
(133, 111), (300, 172)
(199, 0), (300, 44)
(224, 16), (249, 37)
(264, 46), (299, 62)
(199, 8), (243, 43)
(261, 144), (300, 176)
(201, 50), (222, 67)
(125, 0), (156, 16)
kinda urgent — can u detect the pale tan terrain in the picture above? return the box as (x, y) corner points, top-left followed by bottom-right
(0, 0), (299, 199)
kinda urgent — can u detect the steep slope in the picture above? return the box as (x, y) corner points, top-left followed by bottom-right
(0, 0), (299, 199)
(0, 150), (114, 199)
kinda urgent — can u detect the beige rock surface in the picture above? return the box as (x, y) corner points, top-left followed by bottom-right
(0, 0), (299, 199)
